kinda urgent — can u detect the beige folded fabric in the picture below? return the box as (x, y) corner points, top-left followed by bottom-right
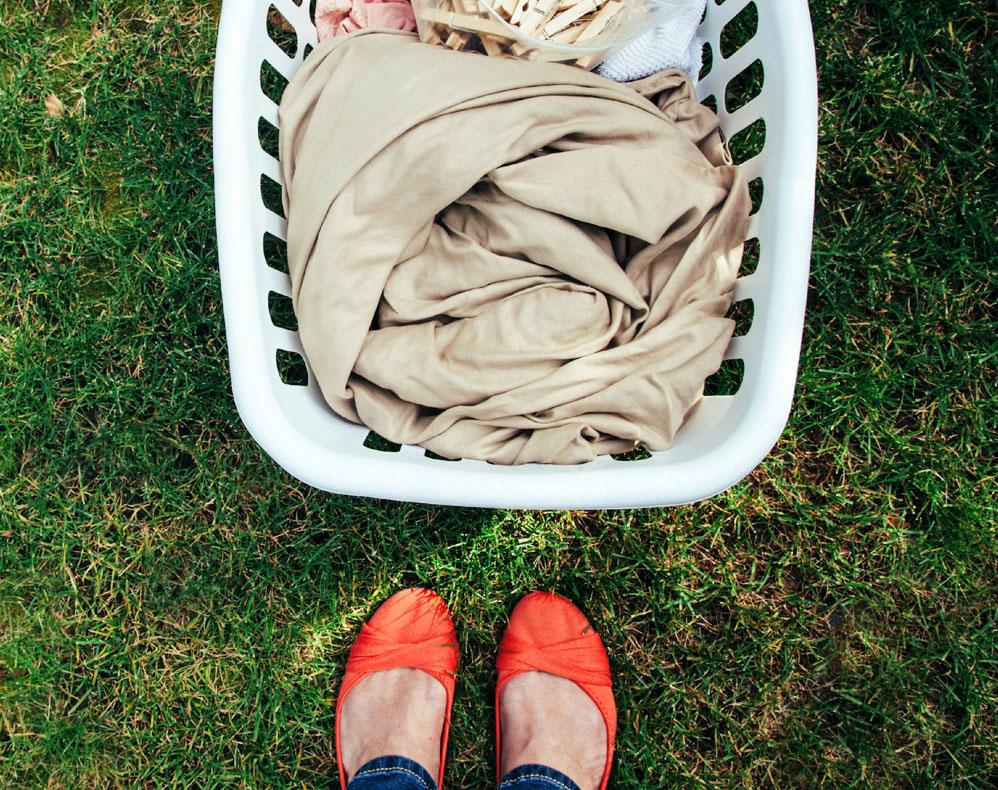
(280, 30), (749, 464)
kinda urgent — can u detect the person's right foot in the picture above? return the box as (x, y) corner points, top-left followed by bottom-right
(339, 666), (447, 782)
(335, 588), (458, 787)
(499, 670), (607, 790)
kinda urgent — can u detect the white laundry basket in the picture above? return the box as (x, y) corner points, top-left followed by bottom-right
(213, 0), (817, 509)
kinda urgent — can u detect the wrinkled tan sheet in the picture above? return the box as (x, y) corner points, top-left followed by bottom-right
(280, 30), (749, 464)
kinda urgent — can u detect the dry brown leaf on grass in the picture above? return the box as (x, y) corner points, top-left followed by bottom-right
(44, 93), (65, 118)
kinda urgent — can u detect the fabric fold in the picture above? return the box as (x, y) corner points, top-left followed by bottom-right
(280, 32), (749, 465)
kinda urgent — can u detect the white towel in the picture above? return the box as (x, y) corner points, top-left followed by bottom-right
(597, 0), (706, 83)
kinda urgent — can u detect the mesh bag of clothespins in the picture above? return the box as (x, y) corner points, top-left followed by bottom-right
(413, 0), (688, 69)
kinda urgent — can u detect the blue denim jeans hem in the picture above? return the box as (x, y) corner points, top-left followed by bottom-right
(346, 755), (438, 790)
(498, 763), (582, 790)
(343, 756), (582, 790)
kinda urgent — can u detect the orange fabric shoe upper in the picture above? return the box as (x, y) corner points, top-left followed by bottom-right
(495, 591), (616, 790)
(335, 588), (459, 789)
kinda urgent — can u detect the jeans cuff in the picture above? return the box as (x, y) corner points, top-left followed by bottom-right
(499, 763), (583, 790)
(348, 755), (438, 790)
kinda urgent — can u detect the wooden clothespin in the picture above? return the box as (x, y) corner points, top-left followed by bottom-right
(422, 8), (510, 36)
(542, 0), (603, 38)
(518, 0), (560, 36)
(500, 0), (521, 17)
(509, 0), (530, 24)
(575, 0), (622, 41)
(480, 33), (505, 55)
(445, 29), (471, 49)
(548, 24), (584, 43)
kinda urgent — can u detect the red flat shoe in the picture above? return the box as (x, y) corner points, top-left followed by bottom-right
(495, 591), (616, 790)
(335, 588), (459, 789)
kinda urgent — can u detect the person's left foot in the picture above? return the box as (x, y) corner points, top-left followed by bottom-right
(338, 666), (447, 782)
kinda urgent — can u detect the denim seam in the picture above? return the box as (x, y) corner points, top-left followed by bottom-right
(352, 766), (433, 790)
(504, 773), (577, 790)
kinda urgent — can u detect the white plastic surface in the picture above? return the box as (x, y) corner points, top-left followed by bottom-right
(213, 0), (818, 509)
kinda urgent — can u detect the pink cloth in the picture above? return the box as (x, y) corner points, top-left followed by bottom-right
(315, 0), (416, 40)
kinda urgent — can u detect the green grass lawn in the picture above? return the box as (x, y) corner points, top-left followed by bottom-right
(1, 0), (995, 786)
